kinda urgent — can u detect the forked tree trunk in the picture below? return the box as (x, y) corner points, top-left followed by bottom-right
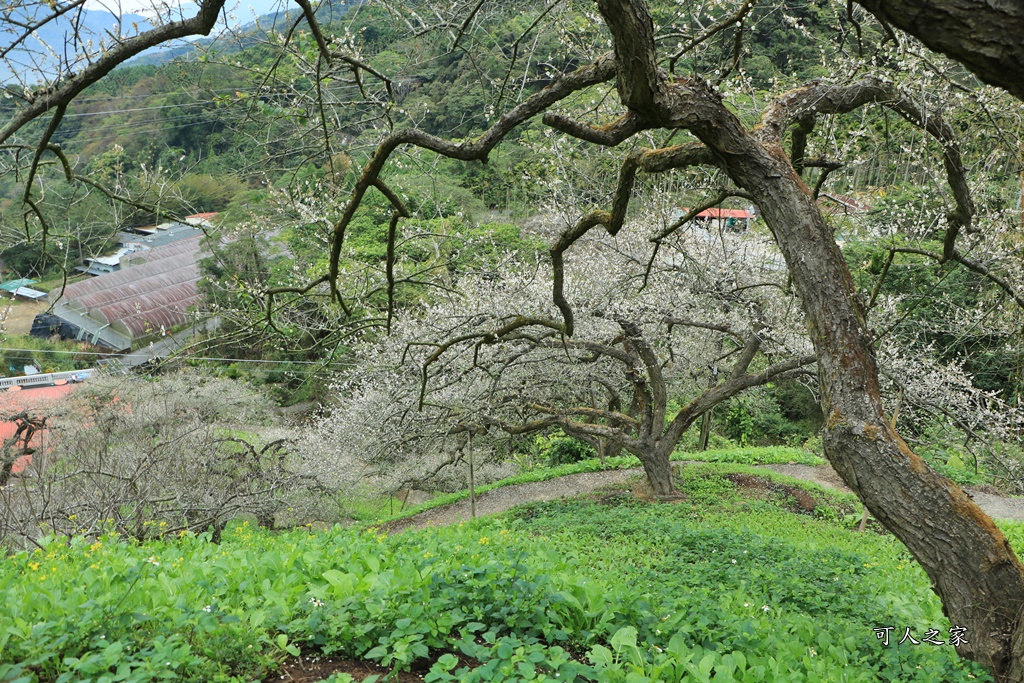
(724, 137), (1024, 680)
(592, 1), (1024, 678)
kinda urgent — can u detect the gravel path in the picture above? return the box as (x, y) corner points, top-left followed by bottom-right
(388, 462), (1024, 532)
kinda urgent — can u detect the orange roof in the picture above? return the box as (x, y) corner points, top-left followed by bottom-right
(0, 383), (77, 410)
(185, 212), (218, 221)
(697, 208), (754, 219)
(680, 207), (755, 219)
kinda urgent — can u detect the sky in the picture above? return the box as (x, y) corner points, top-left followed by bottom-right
(85, 0), (289, 22)
(1, 0), (307, 84)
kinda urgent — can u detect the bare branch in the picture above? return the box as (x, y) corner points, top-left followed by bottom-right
(891, 247), (1024, 312)
(0, 0), (228, 145)
(668, 0), (759, 73)
(325, 53), (616, 305)
(542, 111), (642, 146)
(293, 0), (333, 64)
(662, 353), (816, 446)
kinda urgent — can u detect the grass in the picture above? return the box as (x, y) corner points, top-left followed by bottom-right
(30, 274), (91, 292)
(0, 333), (95, 374)
(0, 458), (994, 682)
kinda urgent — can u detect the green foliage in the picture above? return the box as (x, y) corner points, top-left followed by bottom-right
(842, 237), (1021, 402)
(914, 430), (987, 488)
(719, 385), (819, 447)
(513, 490), (990, 682)
(679, 472), (736, 504)
(676, 446), (826, 467)
(0, 335), (93, 374)
(0, 467), (994, 683)
(532, 433), (595, 467)
(172, 174), (246, 213)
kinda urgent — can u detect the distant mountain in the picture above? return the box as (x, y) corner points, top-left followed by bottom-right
(126, 0), (355, 67)
(1, 0), (355, 83)
(1, 8), (149, 84)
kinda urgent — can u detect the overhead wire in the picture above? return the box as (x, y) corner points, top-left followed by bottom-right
(0, 346), (349, 371)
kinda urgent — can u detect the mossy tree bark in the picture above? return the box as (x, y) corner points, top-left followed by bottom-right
(585, 0), (1024, 677)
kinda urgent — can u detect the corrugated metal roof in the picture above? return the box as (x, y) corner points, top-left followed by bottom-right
(117, 223), (203, 248)
(73, 262), (199, 311)
(44, 234), (205, 349)
(0, 278), (37, 292)
(12, 287), (46, 300)
(53, 239), (201, 304)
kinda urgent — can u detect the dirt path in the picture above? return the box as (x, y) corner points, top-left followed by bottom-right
(386, 469), (639, 532)
(389, 462), (1024, 531)
(757, 463), (1024, 522)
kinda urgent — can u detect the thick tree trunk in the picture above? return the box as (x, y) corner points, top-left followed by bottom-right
(754, 170), (1024, 677)
(703, 115), (1024, 678)
(855, 0), (1024, 102)
(592, 1), (1024, 677)
(638, 448), (676, 498)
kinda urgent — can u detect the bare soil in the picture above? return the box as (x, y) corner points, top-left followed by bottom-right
(0, 299), (46, 336)
(272, 654), (424, 682)
(271, 647), (482, 683)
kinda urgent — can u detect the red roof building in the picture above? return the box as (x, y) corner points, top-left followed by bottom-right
(185, 212), (219, 226)
(678, 206), (757, 230)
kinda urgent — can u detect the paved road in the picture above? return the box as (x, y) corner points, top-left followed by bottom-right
(757, 463), (1024, 522)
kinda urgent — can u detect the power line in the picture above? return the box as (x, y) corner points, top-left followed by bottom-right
(0, 346), (348, 366)
(62, 99), (219, 118)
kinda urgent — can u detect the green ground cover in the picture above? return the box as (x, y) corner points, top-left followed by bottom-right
(1, 459), (1002, 682)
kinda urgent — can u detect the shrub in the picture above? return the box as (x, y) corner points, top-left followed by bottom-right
(533, 433), (595, 467)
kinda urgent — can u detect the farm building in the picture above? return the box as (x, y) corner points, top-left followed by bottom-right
(675, 207), (757, 231)
(82, 220), (207, 276)
(185, 212), (218, 226)
(0, 278), (46, 301)
(31, 236), (205, 351)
